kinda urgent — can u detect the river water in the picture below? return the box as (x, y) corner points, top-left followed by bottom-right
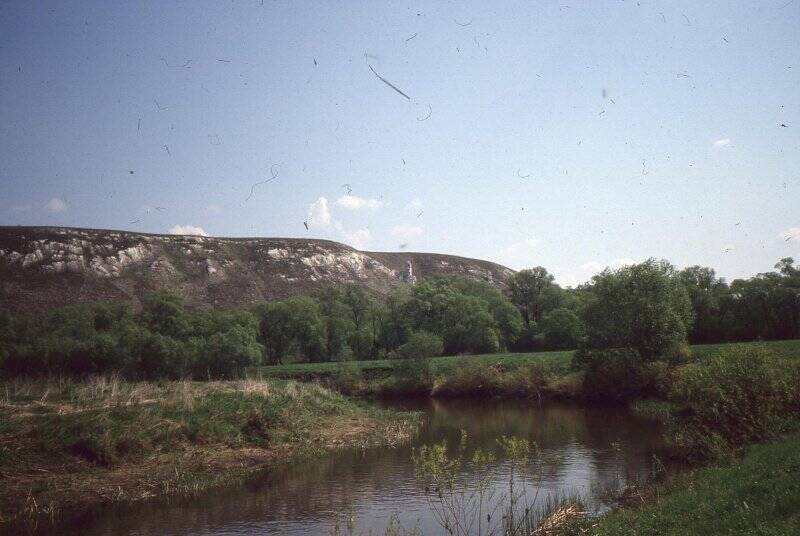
(64, 399), (664, 535)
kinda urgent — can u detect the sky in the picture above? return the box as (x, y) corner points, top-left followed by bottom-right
(1, 0), (798, 287)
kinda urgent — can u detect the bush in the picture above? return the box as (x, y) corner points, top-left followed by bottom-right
(431, 357), (548, 398)
(397, 331), (443, 359)
(330, 360), (364, 395)
(387, 354), (434, 396)
(662, 341), (692, 366)
(540, 307), (583, 349)
(579, 348), (650, 403)
(668, 346), (798, 460)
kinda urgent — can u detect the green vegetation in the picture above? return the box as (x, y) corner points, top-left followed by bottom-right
(667, 346), (799, 461)
(255, 340), (800, 401)
(1, 256), (798, 532)
(0, 377), (418, 528)
(2, 257), (799, 380)
(559, 432), (800, 535)
(412, 431), (581, 536)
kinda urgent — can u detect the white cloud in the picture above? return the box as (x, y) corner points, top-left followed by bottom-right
(9, 204), (32, 212)
(340, 228), (371, 249)
(307, 197), (332, 228)
(407, 198), (423, 209)
(712, 138), (731, 148)
(500, 238), (541, 269)
(205, 204), (222, 215)
(391, 224), (424, 241)
(334, 195), (384, 211)
(45, 198), (67, 213)
(558, 257), (638, 288)
(168, 225), (209, 236)
(778, 227), (800, 243)
(580, 258), (636, 275)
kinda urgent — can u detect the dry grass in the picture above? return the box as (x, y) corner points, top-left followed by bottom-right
(0, 377), (419, 530)
(0, 376), (300, 417)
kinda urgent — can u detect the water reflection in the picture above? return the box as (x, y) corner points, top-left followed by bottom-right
(64, 399), (663, 536)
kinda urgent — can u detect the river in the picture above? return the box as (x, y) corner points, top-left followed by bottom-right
(62, 399), (664, 535)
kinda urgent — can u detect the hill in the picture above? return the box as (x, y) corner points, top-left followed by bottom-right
(0, 226), (514, 313)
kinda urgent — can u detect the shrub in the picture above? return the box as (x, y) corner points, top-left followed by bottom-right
(330, 360), (364, 395)
(387, 354), (434, 396)
(580, 260), (693, 360)
(396, 331), (443, 359)
(432, 356), (499, 397)
(579, 348), (649, 403)
(662, 341), (692, 366)
(540, 307), (583, 349)
(668, 346), (797, 460)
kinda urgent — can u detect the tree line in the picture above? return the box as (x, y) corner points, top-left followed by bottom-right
(0, 257), (797, 379)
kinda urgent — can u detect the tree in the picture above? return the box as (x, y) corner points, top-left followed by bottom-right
(396, 331), (443, 359)
(254, 297), (324, 364)
(508, 267), (561, 329)
(315, 286), (353, 361)
(141, 292), (190, 339)
(540, 307), (583, 349)
(679, 266), (730, 344)
(195, 325), (263, 379)
(440, 294), (499, 354)
(374, 288), (411, 354)
(449, 277), (523, 350)
(581, 259), (694, 360)
(342, 285), (375, 360)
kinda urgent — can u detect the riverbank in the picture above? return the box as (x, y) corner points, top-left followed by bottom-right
(254, 339), (800, 400)
(0, 377), (419, 531)
(556, 431), (800, 535)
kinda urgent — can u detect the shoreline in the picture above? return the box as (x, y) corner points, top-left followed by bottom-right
(0, 378), (419, 531)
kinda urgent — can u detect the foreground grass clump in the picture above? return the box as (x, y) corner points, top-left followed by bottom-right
(0, 376), (417, 527)
(559, 432), (800, 535)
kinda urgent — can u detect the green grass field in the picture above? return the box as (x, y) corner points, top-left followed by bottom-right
(254, 349), (575, 380)
(254, 339), (800, 381)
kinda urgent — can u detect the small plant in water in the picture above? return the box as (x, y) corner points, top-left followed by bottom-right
(411, 430), (560, 536)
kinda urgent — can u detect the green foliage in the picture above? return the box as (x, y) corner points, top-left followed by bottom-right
(667, 346), (799, 461)
(3, 252), (798, 381)
(396, 331), (443, 359)
(254, 297), (324, 365)
(578, 348), (650, 403)
(432, 357), (550, 398)
(576, 432), (800, 535)
(508, 267), (561, 328)
(403, 278), (502, 355)
(412, 431), (545, 536)
(330, 360), (364, 395)
(581, 259), (694, 360)
(0, 295), (263, 380)
(540, 307), (583, 349)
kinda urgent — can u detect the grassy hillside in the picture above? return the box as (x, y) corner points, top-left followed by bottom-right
(0, 226), (513, 313)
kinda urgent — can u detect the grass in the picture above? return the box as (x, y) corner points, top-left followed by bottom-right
(255, 339), (800, 380)
(252, 339), (800, 400)
(0, 376), (418, 529)
(559, 432), (800, 535)
(255, 349), (576, 380)
(690, 339), (800, 362)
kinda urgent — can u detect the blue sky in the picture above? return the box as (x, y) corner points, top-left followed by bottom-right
(1, 0), (798, 286)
